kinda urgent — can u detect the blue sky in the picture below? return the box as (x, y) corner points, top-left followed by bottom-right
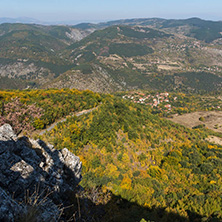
(1, 0), (222, 23)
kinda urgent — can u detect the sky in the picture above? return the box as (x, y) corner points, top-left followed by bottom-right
(1, 0), (222, 23)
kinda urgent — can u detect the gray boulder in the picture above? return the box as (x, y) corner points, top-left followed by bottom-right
(0, 124), (82, 221)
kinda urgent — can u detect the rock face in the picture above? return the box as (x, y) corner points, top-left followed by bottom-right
(46, 64), (125, 93)
(65, 28), (94, 42)
(0, 62), (50, 80)
(0, 124), (82, 222)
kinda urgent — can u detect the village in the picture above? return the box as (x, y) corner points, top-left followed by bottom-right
(122, 91), (175, 112)
(122, 91), (222, 114)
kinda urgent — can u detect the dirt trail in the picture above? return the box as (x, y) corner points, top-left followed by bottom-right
(39, 106), (98, 136)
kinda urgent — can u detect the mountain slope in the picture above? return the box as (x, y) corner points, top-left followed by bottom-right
(75, 17), (222, 43)
(41, 95), (222, 222)
(1, 88), (222, 221)
(0, 19), (222, 92)
(0, 23), (94, 88)
(49, 25), (222, 92)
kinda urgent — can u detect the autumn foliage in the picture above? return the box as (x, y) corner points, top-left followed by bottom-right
(42, 96), (222, 221)
(0, 89), (102, 134)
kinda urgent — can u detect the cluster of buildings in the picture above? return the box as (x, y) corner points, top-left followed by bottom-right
(122, 92), (177, 111)
(180, 65), (222, 73)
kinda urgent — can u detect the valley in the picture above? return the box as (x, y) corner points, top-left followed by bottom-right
(0, 17), (222, 222)
(0, 18), (222, 92)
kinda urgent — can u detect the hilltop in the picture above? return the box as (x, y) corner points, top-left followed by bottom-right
(0, 88), (222, 221)
(40, 92), (222, 222)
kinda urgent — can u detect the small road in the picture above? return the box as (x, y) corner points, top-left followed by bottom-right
(39, 106), (98, 136)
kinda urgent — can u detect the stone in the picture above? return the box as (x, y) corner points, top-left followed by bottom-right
(0, 124), (17, 141)
(0, 124), (82, 221)
(61, 148), (82, 183)
(0, 187), (24, 222)
(10, 160), (34, 179)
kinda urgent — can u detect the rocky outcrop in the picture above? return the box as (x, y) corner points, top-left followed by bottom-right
(0, 62), (51, 80)
(66, 28), (94, 42)
(0, 124), (82, 222)
(45, 64), (125, 93)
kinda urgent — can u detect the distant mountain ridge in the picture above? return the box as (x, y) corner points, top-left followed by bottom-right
(0, 17), (102, 26)
(1, 17), (222, 43)
(0, 17), (42, 24)
(73, 17), (222, 43)
(0, 17), (222, 92)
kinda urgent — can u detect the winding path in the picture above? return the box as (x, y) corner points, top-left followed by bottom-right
(39, 106), (98, 136)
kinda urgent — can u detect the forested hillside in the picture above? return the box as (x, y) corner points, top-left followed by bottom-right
(49, 25), (222, 92)
(1, 19), (222, 92)
(0, 89), (102, 134)
(0, 88), (222, 221)
(41, 94), (222, 222)
(75, 17), (222, 43)
(1, 13), (222, 222)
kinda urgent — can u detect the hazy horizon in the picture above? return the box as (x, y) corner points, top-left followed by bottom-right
(0, 16), (222, 26)
(1, 0), (222, 24)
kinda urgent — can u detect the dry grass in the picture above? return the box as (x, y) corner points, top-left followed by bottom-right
(168, 111), (222, 133)
(16, 187), (55, 222)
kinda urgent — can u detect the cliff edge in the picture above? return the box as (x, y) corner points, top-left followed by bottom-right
(0, 124), (82, 221)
